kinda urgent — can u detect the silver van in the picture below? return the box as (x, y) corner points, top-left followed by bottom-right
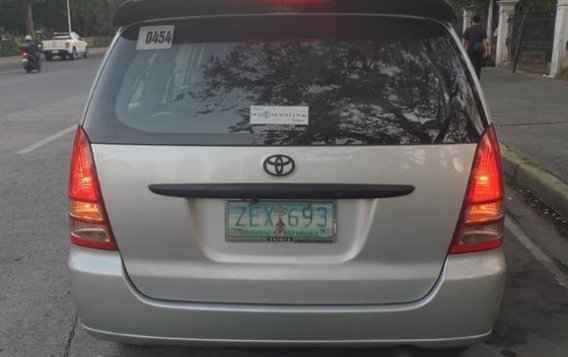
(68, 0), (505, 349)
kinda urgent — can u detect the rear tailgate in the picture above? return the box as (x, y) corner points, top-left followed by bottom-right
(94, 144), (475, 304)
(42, 40), (67, 51)
(84, 15), (485, 304)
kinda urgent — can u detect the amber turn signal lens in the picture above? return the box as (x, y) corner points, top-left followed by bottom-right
(69, 199), (104, 223)
(464, 202), (504, 225)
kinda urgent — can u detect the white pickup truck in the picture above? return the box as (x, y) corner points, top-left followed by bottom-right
(42, 32), (88, 61)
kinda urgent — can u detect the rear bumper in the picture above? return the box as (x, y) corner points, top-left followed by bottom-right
(68, 247), (505, 347)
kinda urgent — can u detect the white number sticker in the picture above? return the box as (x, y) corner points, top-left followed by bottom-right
(136, 25), (175, 50)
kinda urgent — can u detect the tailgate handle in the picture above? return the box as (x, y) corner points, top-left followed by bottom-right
(148, 184), (415, 199)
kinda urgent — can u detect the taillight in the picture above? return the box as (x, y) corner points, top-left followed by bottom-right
(65, 41), (70, 49)
(68, 127), (117, 250)
(450, 125), (504, 254)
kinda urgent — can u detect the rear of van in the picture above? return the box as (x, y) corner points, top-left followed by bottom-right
(68, 0), (505, 347)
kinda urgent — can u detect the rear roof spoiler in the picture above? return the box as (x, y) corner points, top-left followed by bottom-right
(114, 0), (457, 27)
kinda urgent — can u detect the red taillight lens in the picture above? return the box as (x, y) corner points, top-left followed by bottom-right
(468, 127), (503, 204)
(68, 128), (117, 251)
(450, 126), (504, 255)
(69, 129), (98, 202)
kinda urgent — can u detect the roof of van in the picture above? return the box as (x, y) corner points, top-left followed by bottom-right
(113, 0), (457, 27)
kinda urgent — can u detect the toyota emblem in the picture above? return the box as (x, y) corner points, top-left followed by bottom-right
(263, 155), (296, 177)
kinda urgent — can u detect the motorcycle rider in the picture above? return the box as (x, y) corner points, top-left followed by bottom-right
(23, 35), (41, 68)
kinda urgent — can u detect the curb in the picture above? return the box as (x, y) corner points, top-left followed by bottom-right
(0, 59), (19, 68)
(87, 47), (108, 56)
(501, 143), (568, 219)
(0, 47), (107, 66)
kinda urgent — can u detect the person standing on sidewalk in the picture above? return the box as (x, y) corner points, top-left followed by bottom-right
(463, 15), (489, 79)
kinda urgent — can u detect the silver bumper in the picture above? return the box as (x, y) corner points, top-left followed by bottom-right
(68, 246), (505, 347)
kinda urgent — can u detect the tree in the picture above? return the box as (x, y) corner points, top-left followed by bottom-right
(446, 0), (488, 13)
(23, 0), (34, 35)
(69, 0), (123, 36)
(0, 0), (47, 35)
(21, 0), (47, 36)
(0, 0), (123, 36)
(518, 0), (557, 12)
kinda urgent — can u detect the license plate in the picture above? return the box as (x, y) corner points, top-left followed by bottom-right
(51, 50), (59, 54)
(226, 201), (336, 243)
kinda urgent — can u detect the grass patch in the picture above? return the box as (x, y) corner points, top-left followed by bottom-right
(84, 36), (114, 48)
(501, 143), (542, 169)
(556, 69), (568, 81)
(0, 39), (20, 57)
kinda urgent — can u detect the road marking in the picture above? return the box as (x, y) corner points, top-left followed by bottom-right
(17, 125), (76, 155)
(506, 216), (568, 289)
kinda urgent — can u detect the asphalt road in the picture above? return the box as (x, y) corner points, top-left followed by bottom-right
(0, 56), (567, 357)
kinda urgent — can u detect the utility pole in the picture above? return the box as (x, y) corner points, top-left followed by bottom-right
(67, 0), (73, 34)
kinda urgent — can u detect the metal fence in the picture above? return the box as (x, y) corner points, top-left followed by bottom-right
(509, 11), (556, 73)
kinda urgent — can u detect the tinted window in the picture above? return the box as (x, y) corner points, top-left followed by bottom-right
(85, 16), (485, 146)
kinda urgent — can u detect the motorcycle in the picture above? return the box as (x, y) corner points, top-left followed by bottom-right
(20, 46), (42, 74)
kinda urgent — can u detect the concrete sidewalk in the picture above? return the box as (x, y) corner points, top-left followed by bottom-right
(482, 68), (568, 217)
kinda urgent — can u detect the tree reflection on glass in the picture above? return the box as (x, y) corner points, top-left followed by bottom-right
(180, 36), (480, 146)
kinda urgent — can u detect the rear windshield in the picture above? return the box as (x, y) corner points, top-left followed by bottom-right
(84, 16), (485, 146)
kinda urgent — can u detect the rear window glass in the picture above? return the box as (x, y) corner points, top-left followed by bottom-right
(85, 16), (485, 146)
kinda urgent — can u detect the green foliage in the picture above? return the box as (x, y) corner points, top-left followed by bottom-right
(69, 0), (124, 36)
(446, 0), (487, 13)
(1, 0), (559, 39)
(0, 37), (19, 56)
(84, 36), (114, 48)
(0, 0), (26, 33)
(519, 0), (557, 12)
(0, 0), (123, 36)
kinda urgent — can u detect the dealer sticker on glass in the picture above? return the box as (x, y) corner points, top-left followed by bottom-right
(250, 106), (309, 126)
(137, 25), (175, 50)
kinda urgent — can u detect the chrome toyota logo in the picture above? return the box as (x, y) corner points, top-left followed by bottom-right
(263, 155), (295, 177)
